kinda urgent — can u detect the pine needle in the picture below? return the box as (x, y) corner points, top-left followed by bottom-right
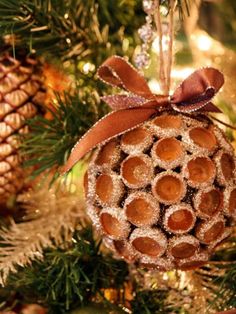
(0, 181), (87, 286)
(21, 89), (108, 179)
(4, 227), (129, 313)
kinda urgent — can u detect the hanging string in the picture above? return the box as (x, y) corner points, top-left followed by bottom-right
(153, 0), (177, 94)
(166, 0), (176, 93)
(153, 0), (167, 93)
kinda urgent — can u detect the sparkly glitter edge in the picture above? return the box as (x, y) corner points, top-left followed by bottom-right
(100, 207), (131, 240)
(120, 153), (154, 189)
(151, 137), (186, 169)
(223, 185), (236, 218)
(120, 126), (153, 155)
(95, 171), (125, 207)
(139, 255), (174, 271)
(195, 215), (225, 244)
(124, 191), (160, 227)
(129, 227), (167, 257)
(182, 125), (217, 155)
(151, 170), (187, 205)
(163, 203), (196, 234)
(182, 154), (216, 188)
(213, 149), (236, 186)
(193, 186), (223, 219)
(167, 235), (200, 259)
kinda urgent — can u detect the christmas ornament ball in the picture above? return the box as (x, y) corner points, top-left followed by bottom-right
(86, 112), (236, 271)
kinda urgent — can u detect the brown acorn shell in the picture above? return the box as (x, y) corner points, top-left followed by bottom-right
(163, 203), (196, 234)
(194, 187), (223, 219)
(168, 235), (200, 259)
(130, 227), (167, 257)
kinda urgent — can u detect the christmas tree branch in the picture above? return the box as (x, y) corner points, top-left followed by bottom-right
(194, 235), (236, 311)
(4, 228), (129, 313)
(21, 89), (108, 178)
(0, 181), (87, 286)
(0, 0), (144, 62)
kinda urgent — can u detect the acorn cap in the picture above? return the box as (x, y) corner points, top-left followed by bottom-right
(163, 203), (196, 234)
(95, 139), (120, 169)
(186, 126), (217, 153)
(100, 207), (130, 240)
(195, 215), (225, 244)
(124, 192), (160, 227)
(184, 155), (216, 188)
(224, 185), (236, 218)
(210, 124), (234, 154)
(113, 239), (137, 262)
(151, 137), (185, 169)
(139, 256), (174, 271)
(168, 235), (200, 259)
(152, 171), (186, 205)
(130, 227), (167, 257)
(208, 227), (232, 251)
(149, 114), (183, 137)
(121, 154), (154, 189)
(176, 251), (209, 270)
(194, 187), (223, 219)
(214, 150), (236, 186)
(95, 172), (124, 206)
(121, 126), (153, 154)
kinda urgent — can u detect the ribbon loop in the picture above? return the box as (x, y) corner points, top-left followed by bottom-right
(171, 67), (224, 107)
(61, 56), (225, 174)
(97, 56), (154, 99)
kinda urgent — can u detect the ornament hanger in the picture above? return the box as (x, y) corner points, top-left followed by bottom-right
(135, 0), (177, 94)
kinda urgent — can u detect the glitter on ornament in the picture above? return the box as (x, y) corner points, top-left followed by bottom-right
(86, 112), (236, 271)
(142, 0), (158, 15)
(134, 50), (150, 69)
(223, 185), (236, 218)
(138, 24), (154, 43)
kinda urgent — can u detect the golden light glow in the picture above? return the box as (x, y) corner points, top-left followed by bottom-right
(171, 67), (195, 80)
(194, 33), (212, 51)
(82, 62), (95, 74)
(148, 79), (162, 94)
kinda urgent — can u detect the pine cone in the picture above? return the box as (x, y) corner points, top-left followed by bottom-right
(86, 113), (236, 271)
(0, 52), (46, 206)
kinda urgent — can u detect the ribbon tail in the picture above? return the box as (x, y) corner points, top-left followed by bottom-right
(60, 107), (156, 174)
(172, 101), (223, 113)
(200, 102), (222, 113)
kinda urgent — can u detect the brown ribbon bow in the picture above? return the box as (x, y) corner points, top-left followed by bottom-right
(61, 56), (224, 173)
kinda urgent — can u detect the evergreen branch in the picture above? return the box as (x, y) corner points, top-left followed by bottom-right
(21, 88), (108, 178)
(193, 236), (236, 311)
(130, 289), (182, 314)
(0, 0), (192, 62)
(212, 262), (236, 310)
(5, 228), (129, 314)
(208, 236), (236, 311)
(0, 181), (87, 286)
(0, 0), (144, 61)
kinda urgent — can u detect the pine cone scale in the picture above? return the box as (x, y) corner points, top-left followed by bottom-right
(0, 53), (46, 205)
